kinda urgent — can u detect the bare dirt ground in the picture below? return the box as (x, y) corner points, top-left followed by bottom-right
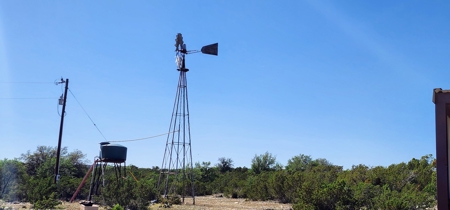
(2, 196), (292, 210)
(0, 200), (99, 210)
(150, 195), (292, 210)
(0, 201), (32, 210)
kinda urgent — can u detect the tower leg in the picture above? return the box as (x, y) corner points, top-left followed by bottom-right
(158, 70), (195, 204)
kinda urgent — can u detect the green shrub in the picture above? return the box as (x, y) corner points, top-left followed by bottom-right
(33, 192), (61, 210)
(112, 204), (124, 210)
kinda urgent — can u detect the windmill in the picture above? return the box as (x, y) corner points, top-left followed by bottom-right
(158, 33), (218, 204)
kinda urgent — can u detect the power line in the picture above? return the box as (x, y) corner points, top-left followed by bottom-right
(0, 82), (54, 84)
(68, 88), (108, 141)
(68, 88), (174, 144)
(107, 130), (179, 143)
(0, 97), (57, 99)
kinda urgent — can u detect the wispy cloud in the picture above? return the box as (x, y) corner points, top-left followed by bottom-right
(306, 1), (428, 85)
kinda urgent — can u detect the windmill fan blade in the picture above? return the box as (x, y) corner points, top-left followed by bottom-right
(201, 43), (218, 56)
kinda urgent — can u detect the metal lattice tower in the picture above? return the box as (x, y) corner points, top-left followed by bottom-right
(158, 33), (194, 204)
(158, 33), (217, 205)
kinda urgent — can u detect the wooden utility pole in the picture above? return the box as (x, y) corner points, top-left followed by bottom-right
(55, 78), (69, 183)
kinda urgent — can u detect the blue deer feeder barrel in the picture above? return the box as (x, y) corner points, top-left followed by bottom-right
(99, 142), (127, 163)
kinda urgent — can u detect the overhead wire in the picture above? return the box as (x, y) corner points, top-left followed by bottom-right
(68, 88), (108, 141)
(1, 80), (172, 144)
(0, 97), (57, 99)
(107, 130), (178, 143)
(0, 81), (56, 99)
(68, 87), (174, 144)
(0, 82), (54, 84)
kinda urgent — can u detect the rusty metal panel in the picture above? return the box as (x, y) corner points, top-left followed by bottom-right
(433, 88), (450, 209)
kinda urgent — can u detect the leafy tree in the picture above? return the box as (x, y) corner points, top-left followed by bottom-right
(20, 146), (88, 179)
(284, 171), (305, 203)
(423, 170), (437, 199)
(216, 157), (234, 173)
(194, 161), (217, 195)
(314, 158), (333, 166)
(267, 170), (293, 203)
(295, 163), (345, 209)
(18, 146), (90, 203)
(20, 146), (57, 177)
(24, 176), (56, 204)
(367, 165), (386, 186)
(196, 161), (217, 183)
(351, 182), (380, 209)
(384, 162), (413, 192)
(407, 154), (434, 191)
(96, 165), (158, 210)
(217, 168), (249, 198)
(373, 186), (408, 210)
(286, 154), (313, 172)
(245, 172), (272, 201)
(314, 180), (354, 209)
(0, 146), (440, 210)
(101, 174), (135, 208)
(347, 164), (369, 184)
(61, 149), (89, 178)
(0, 159), (23, 201)
(251, 152), (277, 174)
(274, 162), (284, 171)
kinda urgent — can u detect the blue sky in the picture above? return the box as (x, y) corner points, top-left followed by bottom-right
(1, 1), (449, 169)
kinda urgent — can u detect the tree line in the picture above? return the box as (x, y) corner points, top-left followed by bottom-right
(0, 146), (437, 210)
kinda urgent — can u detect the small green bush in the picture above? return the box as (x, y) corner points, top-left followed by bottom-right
(33, 192), (61, 210)
(112, 204), (124, 210)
